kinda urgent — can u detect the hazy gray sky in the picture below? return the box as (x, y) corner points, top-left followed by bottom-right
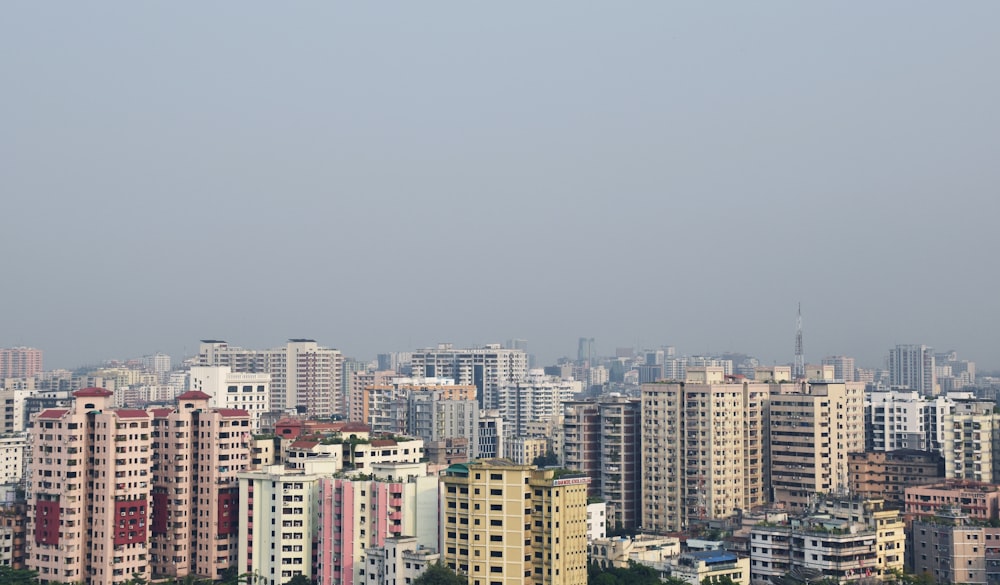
(3, 3), (999, 371)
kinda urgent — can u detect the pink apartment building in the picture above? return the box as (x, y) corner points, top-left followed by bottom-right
(27, 387), (251, 585)
(149, 390), (251, 581)
(0, 346), (43, 379)
(316, 468), (439, 585)
(28, 387), (152, 585)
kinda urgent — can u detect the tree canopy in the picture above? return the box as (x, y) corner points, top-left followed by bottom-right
(588, 561), (670, 585)
(0, 566), (39, 585)
(413, 562), (467, 585)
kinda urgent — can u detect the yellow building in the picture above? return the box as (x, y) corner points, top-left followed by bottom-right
(441, 459), (589, 585)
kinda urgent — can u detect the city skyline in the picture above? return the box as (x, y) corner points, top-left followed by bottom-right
(4, 333), (991, 376)
(4, 3), (999, 373)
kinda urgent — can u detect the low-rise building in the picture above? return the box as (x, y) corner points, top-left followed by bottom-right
(905, 480), (1000, 525)
(909, 511), (1000, 584)
(671, 550), (749, 585)
(588, 534), (680, 569)
(849, 450), (945, 507)
(350, 438), (424, 471)
(749, 498), (904, 584)
(362, 536), (439, 585)
(505, 436), (549, 465)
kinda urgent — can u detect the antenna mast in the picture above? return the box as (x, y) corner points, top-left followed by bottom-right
(794, 303), (805, 379)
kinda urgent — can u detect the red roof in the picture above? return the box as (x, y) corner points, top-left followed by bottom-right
(176, 390), (212, 400)
(73, 387), (114, 397)
(215, 408), (249, 417)
(150, 408), (174, 417)
(370, 439), (397, 447)
(115, 409), (149, 418)
(37, 409), (69, 419)
(290, 440), (319, 449)
(338, 422), (371, 433)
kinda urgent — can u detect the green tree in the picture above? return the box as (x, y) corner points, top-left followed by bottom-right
(413, 562), (467, 585)
(123, 573), (148, 585)
(593, 573), (620, 585)
(532, 451), (560, 467)
(588, 561), (668, 585)
(0, 566), (38, 585)
(286, 575), (313, 585)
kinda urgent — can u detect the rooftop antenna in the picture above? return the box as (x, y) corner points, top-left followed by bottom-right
(794, 303), (805, 379)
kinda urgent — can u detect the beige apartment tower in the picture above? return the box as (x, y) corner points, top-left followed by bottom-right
(641, 367), (770, 532)
(769, 381), (866, 509)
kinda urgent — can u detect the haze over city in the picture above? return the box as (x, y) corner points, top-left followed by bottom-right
(3, 3), (999, 370)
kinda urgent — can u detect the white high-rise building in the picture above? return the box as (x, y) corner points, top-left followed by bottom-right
(188, 366), (271, 430)
(238, 465), (321, 585)
(866, 390), (956, 452)
(196, 339), (343, 418)
(887, 344), (936, 394)
(141, 353), (172, 381)
(409, 344), (528, 409)
(497, 369), (582, 437)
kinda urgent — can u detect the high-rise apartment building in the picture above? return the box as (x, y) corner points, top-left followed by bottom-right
(497, 370), (581, 437)
(562, 396), (641, 532)
(769, 381), (866, 510)
(271, 339), (344, 418)
(888, 344), (936, 394)
(238, 465), (322, 585)
(0, 501), (27, 568)
(641, 368), (769, 532)
(28, 388), (152, 585)
(341, 358), (370, 419)
(348, 370), (399, 424)
(0, 347), (43, 379)
(865, 390), (956, 452)
(27, 387), (251, 585)
(315, 462), (440, 585)
(597, 396), (641, 532)
(140, 353), (172, 382)
(577, 338), (595, 364)
(196, 339), (344, 418)
(440, 460), (590, 585)
(821, 355), (856, 382)
(188, 366), (271, 430)
(562, 401), (601, 496)
(477, 411), (505, 459)
(410, 344), (529, 409)
(942, 400), (1000, 482)
(149, 391), (251, 580)
(0, 434), (27, 488)
(361, 377), (475, 436)
(0, 387), (32, 434)
(405, 384), (479, 458)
